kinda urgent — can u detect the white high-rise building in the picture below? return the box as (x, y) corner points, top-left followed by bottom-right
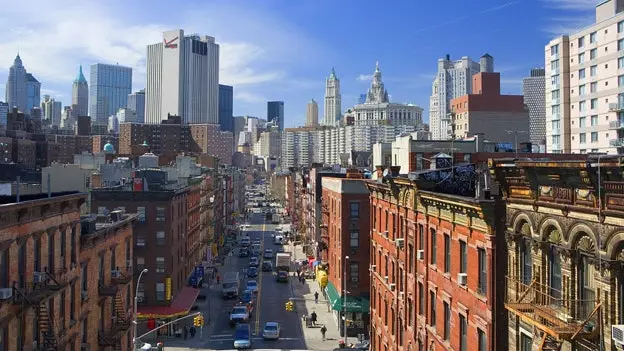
(522, 68), (546, 148)
(323, 68), (341, 126)
(306, 99), (319, 127)
(429, 54), (490, 139)
(145, 29), (220, 125)
(41, 95), (62, 127)
(72, 65), (89, 117)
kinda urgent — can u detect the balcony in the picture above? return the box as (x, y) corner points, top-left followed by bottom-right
(610, 138), (624, 147)
(505, 276), (600, 348)
(110, 268), (132, 285)
(98, 279), (119, 297)
(610, 120), (624, 129)
(12, 268), (67, 307)
(609, 102), (624, 112)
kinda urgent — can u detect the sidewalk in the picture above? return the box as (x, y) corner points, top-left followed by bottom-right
(289, 241), (340, 351)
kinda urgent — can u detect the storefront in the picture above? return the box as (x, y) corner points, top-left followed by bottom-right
(136, 286), (200, 339)
(325, 282), (370, 338)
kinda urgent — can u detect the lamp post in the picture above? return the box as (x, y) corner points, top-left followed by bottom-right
(343, 255), (349, 344)
(134, 268), (148, 350)
(505, 130), (528, 158)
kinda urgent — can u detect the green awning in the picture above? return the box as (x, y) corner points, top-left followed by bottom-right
(324, 282), (370, 313)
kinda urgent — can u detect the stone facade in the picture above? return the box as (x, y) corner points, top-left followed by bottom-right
(490, 157), (624, 350)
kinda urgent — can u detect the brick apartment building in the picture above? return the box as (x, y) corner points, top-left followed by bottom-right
(490, 156), (624, 351)
(0, 191), (136, 351)
(90, 170), (207, 335)
(321, 171), (371, 337)
(367, 165), (507, 351)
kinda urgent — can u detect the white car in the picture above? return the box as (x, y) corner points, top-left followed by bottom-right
(245, 280), (258, 293)
(262, 321), (281, 340)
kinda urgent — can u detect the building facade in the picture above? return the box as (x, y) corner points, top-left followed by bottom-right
(491, 156), (624, 351)
(267, 101), (285, 130)
(5, 54), (27, 113)
(429, 55), (488, 140)
(145, 29), (220, 125)
(306, 99), (319, 127)
(89, 63), (132, 126)
(324, 68), (342, 126)
(321, 174), (371, 337)
(367, 166), (506, 351)
(26, 74), (41, 114)
(523, 68), (546, 148)
(72, 65), (89, 117)
(41, 95), (62, 127)
(218, 84), (233, 132)
(127, 90), (145, 124)
(545, 0), (624, 154)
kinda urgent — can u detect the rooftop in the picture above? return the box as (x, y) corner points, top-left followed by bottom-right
(0, 191), (84, 206)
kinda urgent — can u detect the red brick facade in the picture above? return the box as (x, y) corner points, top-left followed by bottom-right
(367, 178), (506, 351)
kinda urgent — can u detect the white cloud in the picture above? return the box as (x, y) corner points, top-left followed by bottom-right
(542, 15), (595, 35)
(540, 0), (597, 11)
(357, 74), (373, 81)
(0, 0), (326, 111)
(234, 91), (266, 104)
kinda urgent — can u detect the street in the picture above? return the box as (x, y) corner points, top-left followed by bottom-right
(159, 212), (312, 351)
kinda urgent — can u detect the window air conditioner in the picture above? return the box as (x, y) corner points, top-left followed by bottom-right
(457, 273), (468, 286)
(395, 238), (404, 249)
(613, 325), (624, 345)
(416, 250), (424, 260)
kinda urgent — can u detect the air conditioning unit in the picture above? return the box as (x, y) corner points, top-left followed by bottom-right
(399, 292), (404, 298)
(81, 291), (88, 301)
(416, 250), (424, 260)
(383, 231), (389, 238)
(0, 288), (13, 300)
(111, 270), (121, 278)
(370, 265), (376, 271)
(457, 273), (468, 286)
(389, 283), (396, 291)
(395, 238), (405, 249)
(384, 276), (389, 283)
(613, 325), (624, 345)
(33, 272), (46, 283)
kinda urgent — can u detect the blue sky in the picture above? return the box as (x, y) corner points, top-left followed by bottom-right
(0, 0), (600, 127)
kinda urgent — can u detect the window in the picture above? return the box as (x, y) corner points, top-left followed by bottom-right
(552, 89), (560, 100)
(591, 98), (598, 109)
(578, 36), (584, 48)
(579, 100), (586, 112)
(156, 257), (165, 273)
(478, 248), (487, 294)
(136, 257), (145, 270)
(156, 283), (165, 301)
(408, 244), (414, 274)
(590, 30), (597, 43)
(418, 224), (424, 250)
(552, 119), (560, 131)
(590, 65), (597, 76)
(350, 231), (359, 248)
(459, 314), (467, 351)
(620, 39), (624, 51)
(591, 132), (598, 143)
(478, 328), (487, 351)
(459, 240), (467, 274)
(0, 250), (6, 288)
(551, 44), (559, 56)
(591, 115), (598, 126)
(520, 334), (533, 351)
(550, 59), (559, 70)
(70, 283), (76, 321)
(349, 202), (359, 218)
(443, 301), (450, 340)
(350, 262), (359, 282)
(429, 291), (436, 327)
(156, 231), (165, 246)
(620, 20), (624, 33)
(578, 52), (585, 63)
(407, 298), (413, 326)
(81, 263), (88, 292)
(137, 283), (145, 303)
(137, 207), (146, 222)
(519, 239), (533, 284)
(579, 84), (585, 95)
(430, 228), (437, 265)
(418, 282), (424, 315)
(580, 116), (586, 127)
(444, 234), (450, 273)
(580, 133), (587, 144)
(579, 68), (586, 79)
(591, 82), (597, 92)
(156, 207), (165, 222)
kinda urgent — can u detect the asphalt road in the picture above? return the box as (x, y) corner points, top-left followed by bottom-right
(206, 212), (307, 350)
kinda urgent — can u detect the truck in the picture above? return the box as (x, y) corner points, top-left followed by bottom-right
(222, 272), (240, 299)
(275, 253), (291, 272)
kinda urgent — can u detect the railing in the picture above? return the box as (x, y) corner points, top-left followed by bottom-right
(610, 138), (624, 147)
(110, 267), (132, 285)
(505, 276), (601, 339)
(12, 268), (65, 306)
(609, 103), (624, 112)
(98, 281), (118, 297)
(610, 120), (624, 129)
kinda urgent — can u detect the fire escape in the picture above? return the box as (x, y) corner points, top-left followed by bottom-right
(11, 268), (71, 350)
(98, 268), (133, 350)
(506, 276), (602, 350)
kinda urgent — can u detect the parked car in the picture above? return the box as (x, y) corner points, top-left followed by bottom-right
(262, 261), (273, 272)
(245, 280), (259, 293)
(262, 321), (281, 340)
(276, 270), (289, 283)
(247, 267), (258, 278)
(233, 323), (252, 349)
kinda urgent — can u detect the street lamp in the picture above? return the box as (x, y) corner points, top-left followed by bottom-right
(343, 255), (349, 344)
(134, 268), (148, 349)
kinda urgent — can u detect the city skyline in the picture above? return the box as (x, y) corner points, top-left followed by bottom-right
(0, 0), (601, 127)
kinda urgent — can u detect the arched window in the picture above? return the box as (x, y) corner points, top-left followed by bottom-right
(518, 238), (532, 284)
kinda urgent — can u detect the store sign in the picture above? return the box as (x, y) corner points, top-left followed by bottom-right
(164, 36), (179, 49)
(165, 277), (172, 301)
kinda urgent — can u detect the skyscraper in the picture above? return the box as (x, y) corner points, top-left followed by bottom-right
(5, 54), (28, 113)
(429, 54), (489, 139)
(306, 99), (318, 127)
(145, 29), (220, 124)
(41, 95), (62, 127)
(267, 101), (284, 130)
(25, 73), (40, 113)
(323, 68), (341, 126)
(89, 63), (132, 125)
(219, 84), (234, 132)
(127, 90), (145, 123)
(522, 68), (546, 148)
(72, 65), (89, 116)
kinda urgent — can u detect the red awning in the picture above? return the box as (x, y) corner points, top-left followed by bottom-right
(137, 287), (200, 319)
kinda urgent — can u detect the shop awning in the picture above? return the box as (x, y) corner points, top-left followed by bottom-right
(137, 287), (199, 319)
(325, 282), (370, 313)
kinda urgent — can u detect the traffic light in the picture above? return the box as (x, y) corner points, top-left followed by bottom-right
(193, 315), (204, 327)
(285, 301), (294, 312)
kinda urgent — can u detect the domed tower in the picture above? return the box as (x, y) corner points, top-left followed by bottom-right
(103, 141), (116, 154)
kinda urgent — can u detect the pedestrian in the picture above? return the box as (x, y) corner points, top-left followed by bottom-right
(310, 311), (317, 326)
(314, 291), (319, 303)
(216, 274), (221, 284)
(190, 326), (196, 338)
(320, 325), (327, 341)
(183, 325), (189, 340)
(300, 275), (305, 284)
